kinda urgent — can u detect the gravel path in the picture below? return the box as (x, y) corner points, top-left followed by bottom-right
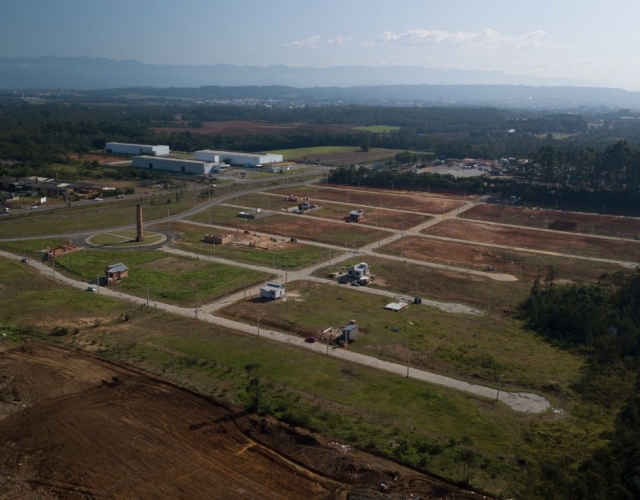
(1, 249), (551, 413)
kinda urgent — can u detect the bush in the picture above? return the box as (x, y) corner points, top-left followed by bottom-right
(51, 326), (69, 337)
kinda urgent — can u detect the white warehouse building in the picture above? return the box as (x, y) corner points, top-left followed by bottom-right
(194, 150), (283, 166)
(131, 156), (216, 175)
(106, 142), (170, 156)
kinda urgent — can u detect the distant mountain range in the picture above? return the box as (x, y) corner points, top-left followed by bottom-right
(2, 56), (640, 109)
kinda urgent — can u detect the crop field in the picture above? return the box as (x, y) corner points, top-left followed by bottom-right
(187, 205), (391, 248)
(232, 193), (428, 230)
(269, 185), (467, 213)
(169, 222), (338, 269)
(426, 219), (640, 262)
(54, 249), (270, 306)
(377, 236), (630, 282)
(462, 203), (640, 239)
(266, 146), (404, 165)
(354, 125), (402, 132)
(151, 120), (358, 137)
(220, 280), (583, 392)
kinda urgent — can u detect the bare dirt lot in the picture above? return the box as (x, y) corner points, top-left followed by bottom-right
(0, 343), (481, 499)
(270, 186), (466, 214)
(190, 207), (390, 248)
(426, 219), (640, 262)
(233, 193), (426, 230)
(463, 204), (640, 239)
(378, 236), (630, 283)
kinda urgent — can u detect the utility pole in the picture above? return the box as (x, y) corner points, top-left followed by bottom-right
(146, 283), (150, 306)
(406, 349), (411, 377)
(496, 374), (503, 401)
(52, 258), (56, 279)
(257, 312), (264, 336)
(195, 293), (199, 320)
(243, 280), (247, 298)
(328, 248), (331, 265)
(97, 274), (100, 295)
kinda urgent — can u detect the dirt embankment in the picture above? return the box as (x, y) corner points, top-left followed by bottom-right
(0, 343), (486, 499)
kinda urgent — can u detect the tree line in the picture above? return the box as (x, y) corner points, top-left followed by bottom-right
(518, 270), (640, 499)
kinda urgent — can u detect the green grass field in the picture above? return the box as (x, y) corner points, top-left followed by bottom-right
(266, 146), (357, 159)
(0, 255), (613, 496)
(0, 193), (208, 239)
(220, 280), (583, 393)
(167, 222), (339, 269)
(354, 125), (402, 132)
(54, 249), (271, 306)
(87, 230), (164, 247)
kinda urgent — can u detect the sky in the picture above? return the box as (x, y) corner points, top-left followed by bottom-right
(1, 0), (640, 90)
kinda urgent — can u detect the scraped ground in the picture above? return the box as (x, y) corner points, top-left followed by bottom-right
(0, 343), (483, 500)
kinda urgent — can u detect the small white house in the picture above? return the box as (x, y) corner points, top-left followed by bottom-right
(260, 282), (285, 300)
(348, 262), (369, 278)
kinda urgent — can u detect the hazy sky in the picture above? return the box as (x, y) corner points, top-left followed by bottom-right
(2, 0), (640, 89)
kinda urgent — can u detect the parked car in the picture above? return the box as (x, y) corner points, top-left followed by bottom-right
(21, 257), (29, 263)
(86, 286), (96, 292)
(30, 205), (38, 209)
(305, 336), (316, 343)
(93, 197), (103, 202)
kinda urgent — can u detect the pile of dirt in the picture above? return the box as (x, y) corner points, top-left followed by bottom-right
(0, 342), (487, 499)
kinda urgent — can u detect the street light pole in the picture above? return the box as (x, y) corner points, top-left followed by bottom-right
(496, 374), (503, 401)
(406, 349), (411, 377)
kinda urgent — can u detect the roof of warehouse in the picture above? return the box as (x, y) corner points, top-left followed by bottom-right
(134, 156), (212, 165)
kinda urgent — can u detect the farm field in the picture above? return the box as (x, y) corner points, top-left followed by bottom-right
(354, 125), (402, 132)
(220, 280), (582, 392)
(426, 219), (640, 262)
(269, 185), (467, 213)
(169, 222), (338, 269)
(151, 120), (352, 137)
(54, 249), (270, 306)
(377, 236), (630, 282)
(232, 193), (428, 230)
(266, 146), (404, 165)
(463, 203), (640, 239)
(187, 205), (391, 248)
(0, 343), (486, 500)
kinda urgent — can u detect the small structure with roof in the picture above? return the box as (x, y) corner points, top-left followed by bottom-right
(336, 320), (359, 344)
(348, 262), (369, 279)
(105, 263), (129, 285)
(348, 209), (366, 222)
(260, 282), (285, 300)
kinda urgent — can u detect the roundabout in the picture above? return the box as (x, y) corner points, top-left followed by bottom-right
(85, 230), (167, 248)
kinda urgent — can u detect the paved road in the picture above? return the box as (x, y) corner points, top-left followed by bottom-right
(0, 249), (550, 413)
